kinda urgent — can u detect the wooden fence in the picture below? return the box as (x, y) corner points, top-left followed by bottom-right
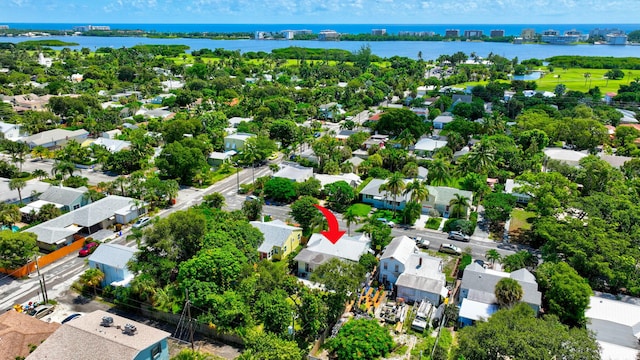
(0, 237), (85, 278)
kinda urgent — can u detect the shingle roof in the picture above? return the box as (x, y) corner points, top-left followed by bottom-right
(359, 179), (473, 207)
(251, 220), (300, 254)
(26, 310), (169, 360)
(0, 177), (50, 204)
(88, 243), (136, 269)
(37, 186), (86, 206)
(461, 263), (542, 306)
(26, 196), (138, 245)
(0, 311), (60, 360)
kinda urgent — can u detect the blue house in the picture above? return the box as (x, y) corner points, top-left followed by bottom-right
(359, 178), (473, 218)
(88, 243), (136, 287)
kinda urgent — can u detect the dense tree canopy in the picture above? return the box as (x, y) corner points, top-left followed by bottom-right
(456, 303), (600, 360)
(326, 318), (394, 360)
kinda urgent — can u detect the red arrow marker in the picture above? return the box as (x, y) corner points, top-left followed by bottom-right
(313, 204), (346, 244)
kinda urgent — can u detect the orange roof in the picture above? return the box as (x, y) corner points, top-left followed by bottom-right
(369, 113), (383, 121)
(227, 98), (240, 107)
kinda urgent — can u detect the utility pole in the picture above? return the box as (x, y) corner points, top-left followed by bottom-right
(186, 289), (195, 351)
(430, 314), (447, 359)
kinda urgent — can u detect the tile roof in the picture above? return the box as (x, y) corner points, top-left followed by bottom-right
(0, 311), (60, 360)
(26, 310), (169, 360)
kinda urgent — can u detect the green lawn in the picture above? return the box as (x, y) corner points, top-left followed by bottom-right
(509, 209), (535, 232)
(425, 217), (441, 230)
(347, 203), (372, 217)
(458, 67), (636, 94)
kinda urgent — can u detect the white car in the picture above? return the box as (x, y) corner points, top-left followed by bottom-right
(132, 216), (151, 229)
(415, 237), (430, 249)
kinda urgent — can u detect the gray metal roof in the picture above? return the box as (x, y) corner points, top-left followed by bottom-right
(251, 220), (300, 253)
(37, 186), (86, 206)
(380, 236), (417, 264)
(294, 249), (337, 267)
(396, 273), (445, 294)
(273, 162), (313, 182)
(89, 243), (135, 269)
(461, 263), (542, 306)
(26, 196), (138, 245)
(22, 128), (89, 146)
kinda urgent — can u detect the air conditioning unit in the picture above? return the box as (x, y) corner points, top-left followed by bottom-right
(101, 316), (114, 327)
(123, 323), (137, 335)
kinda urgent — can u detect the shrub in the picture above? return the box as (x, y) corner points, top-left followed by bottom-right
(426, 217), (441, 230)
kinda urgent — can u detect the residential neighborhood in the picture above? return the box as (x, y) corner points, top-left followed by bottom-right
(0, 30), (639, 360)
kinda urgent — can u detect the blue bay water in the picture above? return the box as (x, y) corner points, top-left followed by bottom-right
(2, 35), (640, 61)
(3, 23), (640, 36)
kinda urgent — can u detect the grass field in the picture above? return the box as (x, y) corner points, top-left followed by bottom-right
(509, 209), (535, 231)
(460, 67), (637, 94)
(347, 203), (372, 217)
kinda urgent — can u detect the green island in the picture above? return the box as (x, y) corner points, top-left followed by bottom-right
(1, 43), (639, 360)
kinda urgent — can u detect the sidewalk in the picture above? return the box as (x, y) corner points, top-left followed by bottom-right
(470, 205), (494, 243)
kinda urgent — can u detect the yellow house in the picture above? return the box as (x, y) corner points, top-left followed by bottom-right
(251, 220), (302, 261)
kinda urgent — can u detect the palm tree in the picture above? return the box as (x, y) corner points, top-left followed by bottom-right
(51, 160), (76, 180)
(403, 179), (430, 204)
(402, 201), (422, 225)
(449, 193), (470, 219)
(83, 189), (105, 203)
(343, 208), (360, 236)
(241, 141), (259, 184)
(129, 273), (157, 303)
(494, 278), (523, 308)
(113, 176), (128, 196)
(126, 227), (145, 247)
(33, 168), (48, 180)
(9, 178), (26, 204)
(428, 158), (451, 186)
(80, 268), (105, 296)
(31, 145), (49, 160)
(0, 204), (21, 227)
(379, 172), (406, 214)
(463, 144), (496, 174)
(397, 129), (416, 150)
(485, 249), (502, 265)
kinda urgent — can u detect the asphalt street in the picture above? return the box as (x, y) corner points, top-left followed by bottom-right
(0, 158), (521, 312)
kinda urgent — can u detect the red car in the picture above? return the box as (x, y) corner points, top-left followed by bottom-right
(78, 242), (98, 257)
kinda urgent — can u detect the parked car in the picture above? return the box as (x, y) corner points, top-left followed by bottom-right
(61, 313), (82, 324)
(448, 231), (470, 242)
(376, 218), (395, 227)
(28, 304), (55, 319)
(132, 216), (151, 229)
(439, 243), (462, 255)
(313, 132), (321, 138)
(78, 242), (98, 257)
(267, 153), (279, 161)
(415, 237), (430, 249)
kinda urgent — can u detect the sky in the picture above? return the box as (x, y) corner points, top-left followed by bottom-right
(2, 0), (639, 24)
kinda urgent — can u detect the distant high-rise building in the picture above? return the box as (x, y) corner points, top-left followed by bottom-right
(445, 29), (460, 37)
(590, 28), (623, 37)
(490, 29), (505, 38)
(73, 25), (110, 32)
(0, 25), (9, 30)
(398, 31), (435, 37)
(521, 28), (536, 40)
(464, 30), (483, 38)
(318, 30), (340, 41)
(371, 29), (387, 36)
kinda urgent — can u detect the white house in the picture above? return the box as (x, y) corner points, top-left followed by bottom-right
(413, 137), (448, 157)
(458, 263), (541, 327)
(586, 293), (640, 360)
(543, 147), (588, 167)
(21, 128), (89, 149)
(0, 121), (25, 140)
(294, 233), (371, 278)
(273, 162), (313, 182)
(379, 236), (447, 305)
(505, 179), (531, 204)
